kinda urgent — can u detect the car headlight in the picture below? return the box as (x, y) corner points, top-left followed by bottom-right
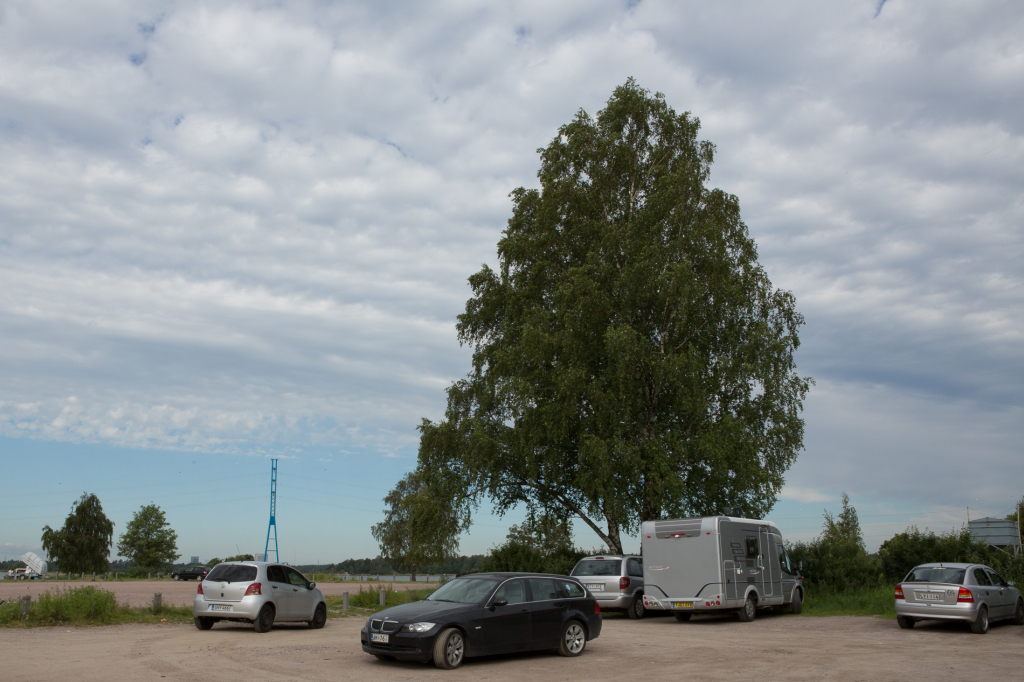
(404, 622), (435, 633)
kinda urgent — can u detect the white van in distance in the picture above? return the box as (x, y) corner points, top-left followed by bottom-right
(641, 516), (804, 622)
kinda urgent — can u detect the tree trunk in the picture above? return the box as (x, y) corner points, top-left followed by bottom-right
(604, 515), (623, 555)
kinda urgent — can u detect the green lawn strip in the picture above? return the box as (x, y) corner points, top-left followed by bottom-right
(0, 585), (194, 627)
(800, 585), (896, 618)
(325, 587), (434, 618)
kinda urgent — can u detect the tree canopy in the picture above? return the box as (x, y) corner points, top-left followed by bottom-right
(380, 79), (810, 555)
(41, 492), (115, 573)
(116, 504), (180, 570)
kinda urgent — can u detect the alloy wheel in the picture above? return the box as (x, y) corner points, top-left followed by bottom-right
(565, 623), (585, 654)
(445, 632), (464, 667)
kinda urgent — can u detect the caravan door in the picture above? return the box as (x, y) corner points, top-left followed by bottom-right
(758, 527), (774, 598)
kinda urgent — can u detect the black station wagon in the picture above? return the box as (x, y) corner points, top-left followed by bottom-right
(360, 572), (602, 669)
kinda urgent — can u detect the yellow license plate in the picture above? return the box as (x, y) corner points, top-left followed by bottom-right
(673, 602), (693, 608)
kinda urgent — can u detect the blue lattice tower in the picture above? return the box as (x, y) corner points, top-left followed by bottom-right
(264, 459), (279, 562)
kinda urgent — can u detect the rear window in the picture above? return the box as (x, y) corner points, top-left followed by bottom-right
(206, 564), (258, 583)
(903, 567), (965, 585)
(572, 560), (622, 577)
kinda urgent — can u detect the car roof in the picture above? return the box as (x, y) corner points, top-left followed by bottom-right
(578, 555), (638, 561)
(456, 572), (581, 580)
(912, 563), (976, 569)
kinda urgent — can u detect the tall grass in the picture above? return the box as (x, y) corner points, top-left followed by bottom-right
(0, 586), (193, 627)
(802, 585), (896, 617)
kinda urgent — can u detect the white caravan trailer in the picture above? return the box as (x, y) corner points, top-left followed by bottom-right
(641, 516), (803, 622)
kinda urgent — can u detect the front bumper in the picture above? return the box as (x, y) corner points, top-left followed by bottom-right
(193, 594), (265, 620)
(895, 599), (982, 623)
(360, 626), (435, 661)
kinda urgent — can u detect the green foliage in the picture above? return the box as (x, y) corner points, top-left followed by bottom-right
(801, 585), (896, 618)
(481, 513), (587, 575)
(401, 79), (810, 554)
(41, 493), (114, 574)
(371, 471), (467, 576)
(224, 554), (254, 562)
(787, 494), (876, 589)
(342, 585), (434, 610)
(116, 504), (180, 571)
(0, 586), (193, 627)
(876, 526), (993, 584)
(206, 558), (222, 568)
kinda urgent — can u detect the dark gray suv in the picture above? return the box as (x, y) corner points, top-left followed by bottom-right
(571, 555), (646, 619)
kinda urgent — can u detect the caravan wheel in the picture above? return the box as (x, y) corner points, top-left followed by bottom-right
(737, 595), (757, 622)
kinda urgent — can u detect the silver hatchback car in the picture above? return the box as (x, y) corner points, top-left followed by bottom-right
(571, 555), (646, 619)
(193, 561), (327, 632)
(895, 563), (1024, 634)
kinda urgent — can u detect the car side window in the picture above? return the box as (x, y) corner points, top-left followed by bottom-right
(973, 568), (992, 586)
(561, 581), (585, 598)
(493, 579), (526, 605)
(267, 566), (288, 583)
(627, 558), (643, 577)
(776, 544), (795, 574)
(987, 570), (1007, 587)
(286, 568), (308, 587)
(528, 578), (561, 601)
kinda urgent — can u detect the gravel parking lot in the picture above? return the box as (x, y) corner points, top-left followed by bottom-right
(0, 580), (436, 608)
(2, 610), (1022, 682)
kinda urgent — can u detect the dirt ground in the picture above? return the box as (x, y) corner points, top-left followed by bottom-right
(0, 580), (437, 608)
(2, 609), (1023, 682)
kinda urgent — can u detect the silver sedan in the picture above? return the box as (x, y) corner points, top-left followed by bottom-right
(193, 561), (327, 632)
(894, 563), (1024, 634)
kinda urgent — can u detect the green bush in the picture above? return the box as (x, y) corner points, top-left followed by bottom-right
(346, 585), (433, 609)
(787, 494), (876, 590)
(877, 526), (993, 584)
(0, 586), (194, 627)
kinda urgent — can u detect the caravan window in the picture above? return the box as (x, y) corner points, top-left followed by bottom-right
(745, 538), (759, 558)
(776, 544), (795, 574)
(572, 560), (621, 577)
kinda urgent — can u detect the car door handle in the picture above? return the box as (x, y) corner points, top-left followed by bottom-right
(272, 585), (279, 589)
(553, 602), (567, 609)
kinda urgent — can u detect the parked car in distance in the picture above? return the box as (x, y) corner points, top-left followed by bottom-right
(360, 572), (602, 669)
(193, 561), (326, 632)
(895, 563), (1024, 634)
(571, 555), (646, 618)
(173, 565), (210, 581)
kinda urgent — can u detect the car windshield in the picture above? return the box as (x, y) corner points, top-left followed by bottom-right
(903, 566), (966, 585)
(572, 560), (621, 577)
(426, 578), (497, 604)
(206, 564), (257, 583)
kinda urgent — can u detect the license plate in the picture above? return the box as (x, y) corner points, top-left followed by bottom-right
(210, 604), (231, 612)
(371, 633), (389, 644)
(917, 592), (941, 601)
(585, 584), (603, 591)
(673, 602), (693, 608)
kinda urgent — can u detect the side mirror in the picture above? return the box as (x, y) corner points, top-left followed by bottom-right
(308, 582), (316, 589)
(489, 598), (508, 610)
(798, 560), (803, 571)
(1008, 580), (1016, 587)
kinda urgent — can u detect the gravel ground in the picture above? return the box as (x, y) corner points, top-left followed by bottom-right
(2, 609), (1023, 681)
(0, 580), (437, 608)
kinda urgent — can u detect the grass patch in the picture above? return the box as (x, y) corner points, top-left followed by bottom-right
(801, 585), (896, 618)
(0, 586), (194, 627)
(324, 585), (435, 618)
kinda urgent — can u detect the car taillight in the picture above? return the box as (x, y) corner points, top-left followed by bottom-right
(894, 585), (903, 599)
(594, 602), (600, 614)
(619, 577), (630, 589)
(245, 582), (262, 596)
(197, 582), (204, 595)
(957, 587), (973, 603)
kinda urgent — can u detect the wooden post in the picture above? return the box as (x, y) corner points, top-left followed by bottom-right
(343, 591), (349, 611)
(153, 593), (162, 613)
(379, 588), (385, 607)
(21, 595), (30, 616)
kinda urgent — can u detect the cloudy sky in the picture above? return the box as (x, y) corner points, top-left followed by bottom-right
(2, 0), (1022, 564)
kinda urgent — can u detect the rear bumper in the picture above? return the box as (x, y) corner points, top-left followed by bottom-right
(596, 595), (634, 610)
(193, 594), (265, 620)
(643, 595), (729, 612)
(895, 599), (982, 622)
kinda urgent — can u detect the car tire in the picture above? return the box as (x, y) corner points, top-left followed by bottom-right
(627, 594), (645, 620)
(789, 588), (802, 614)
(308, 602), (327, 629)
(557, 620), (586, 657)
(1013, 599), (1024, 625)
(896, 615), (915, 629)
(970, 605), (989, 634)
(737, 594), (757, 622)
(194, 617), (214, 631)
(432, 627), (465, 669)
(253, 604), (275, 633)
(674, 612), (691, 622)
